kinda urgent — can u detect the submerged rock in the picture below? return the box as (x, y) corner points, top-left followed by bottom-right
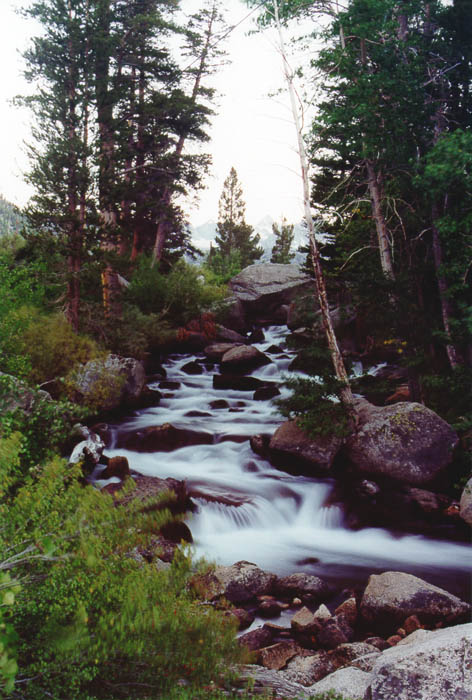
(117, 423), (213, 452)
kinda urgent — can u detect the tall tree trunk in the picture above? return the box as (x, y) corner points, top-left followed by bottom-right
(423, 13), (463, 369)
(65, 0), (81, 331)
(152, 1), (220, 264)
(365, 160), (396, 280)
(431, 204), (462, 369)
(273, 0), (355, 412)
(95, 0), (121, 317)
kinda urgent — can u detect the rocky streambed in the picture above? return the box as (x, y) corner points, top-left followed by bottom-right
(68, 264), (471, 699)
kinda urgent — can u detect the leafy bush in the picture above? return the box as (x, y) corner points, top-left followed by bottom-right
(204, 249), (244, 285)
(0, 375), (83, 474)
(126, 257), (227, 327)
(0, 257), (48, 378)
(19, 311), (100, 384)
(0, 453), (244, 699)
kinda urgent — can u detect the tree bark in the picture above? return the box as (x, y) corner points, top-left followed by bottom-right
(365, 160), (396, 280)
(273, 0), (355, 412)
(152, 1), (220, 264)
(65, 0), (81, 331)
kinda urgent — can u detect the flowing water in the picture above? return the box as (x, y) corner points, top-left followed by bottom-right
(102, 326), (472, 598)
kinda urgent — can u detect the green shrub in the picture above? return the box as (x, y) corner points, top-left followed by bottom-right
(0, 257), (48, 379)
(0, 376), (84, 474)
(0, 456), (243, 699)
(126, 257), (228, 327)
(19, 311), (100, 385)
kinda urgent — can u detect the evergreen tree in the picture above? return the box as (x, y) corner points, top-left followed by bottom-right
(212, 167), (263, 270)
(21, 0), (220, 324)
(270, 217), (295, 263)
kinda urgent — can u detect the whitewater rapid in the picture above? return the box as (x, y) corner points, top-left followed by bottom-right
(103, 326), (472, 596)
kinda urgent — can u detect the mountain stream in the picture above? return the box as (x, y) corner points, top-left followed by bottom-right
(101, 326), (471, 599)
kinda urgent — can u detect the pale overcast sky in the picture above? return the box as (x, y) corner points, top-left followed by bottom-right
(0, 0), (307, 226)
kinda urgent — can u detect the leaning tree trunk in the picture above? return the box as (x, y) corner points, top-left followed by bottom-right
(273, 0), (355, 412)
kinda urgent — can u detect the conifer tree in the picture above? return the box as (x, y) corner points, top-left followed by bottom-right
(213, 167), (263, 270)
(270, 218), (295, 264)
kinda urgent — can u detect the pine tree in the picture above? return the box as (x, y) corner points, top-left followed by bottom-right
(21, 0), (218, 324)
(213, 167), (263, 270)
(270, 218), (295, 264)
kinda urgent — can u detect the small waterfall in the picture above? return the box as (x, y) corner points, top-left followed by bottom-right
(104, 325), (472, 594)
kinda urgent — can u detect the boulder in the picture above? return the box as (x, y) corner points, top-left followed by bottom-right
(360, 571), (471, 632)
(269, 420), (343, 475)
(229, 263), (312, 323)
(238, 626), (277, 652)
(313, 604), (332, 624)
(258, 599), (284, 618)
(258, 641), (301, 671)
(211, 295), (248, 334)
(248, 327), (265, 343)
(307, 667), (371, 700)
(335, 597), (358, 626)
(71, 355), (146, 412)
(223, 607), (255, 631)
(117, 423), (213, 452)
(213, 374), (270, 392)
(250, 433), (271, 458)
(369, 623), (472, 700)
(459, 478), (472, 527)
(345, 398), (459, 486)
(221, 345), (271, 373)
(204, 343), (242, 360)
(117, 475), (195, 516)
(214, 325), (247, 344)
(240, 665), (310, 699)
(181, 361), (203, 375)
(284, 652), (336, 686)
(330, 642), (381, 670)
(0, 371), (51, 414)
(275, 573), (330, 602)
(100, 455), (130, 480)
(69, 429), (105, 468)
(316, 615), (354, 650)
(254, 386), (281, 401)
(209, 399), (229, 410)
(290, 607), (320, 637)
(194, 561), (276, 604)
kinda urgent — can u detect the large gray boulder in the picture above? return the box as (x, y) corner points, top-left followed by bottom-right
(221, 345), (271, 372)
(346, 398), (458, 486)
(369, 623), (472, 700)
(70, 355), (146, 412)
(360, 571), (471, 632)
(307, 667), (371, 700)
(229, 264), (312, 323)
(0, 371), (51, 414)
(192, 561), (276, 604)
(269, 420), (343, 475)
(459, 477), (472, 527)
